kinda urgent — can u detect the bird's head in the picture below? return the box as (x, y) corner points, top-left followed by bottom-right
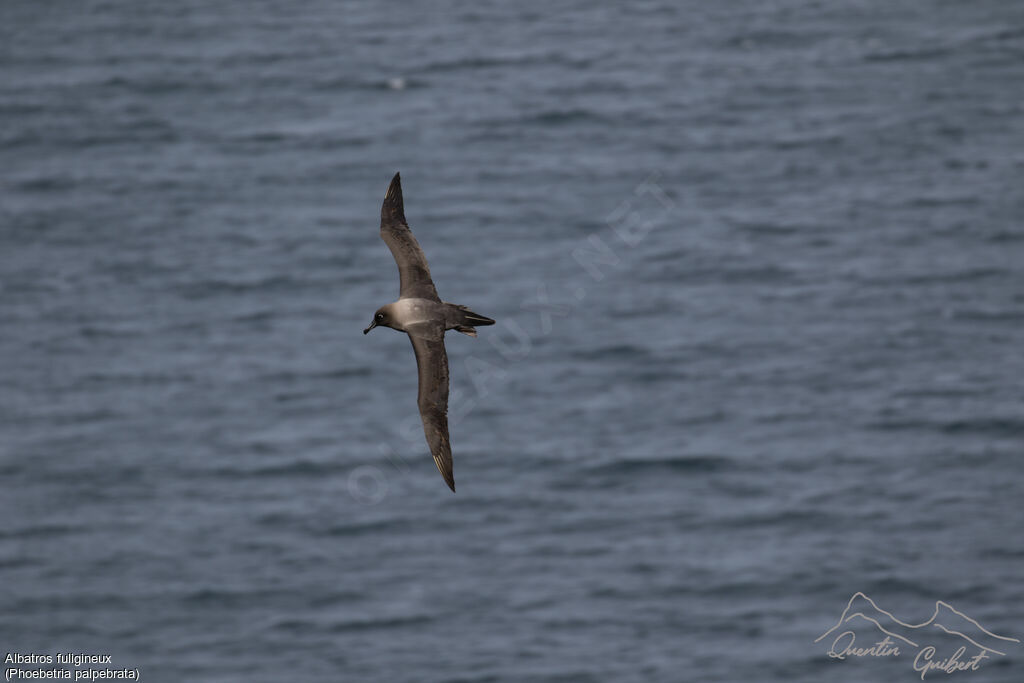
(363, 305), (393, 334)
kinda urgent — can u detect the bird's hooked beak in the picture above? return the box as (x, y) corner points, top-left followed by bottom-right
(363, 320), (377, 334)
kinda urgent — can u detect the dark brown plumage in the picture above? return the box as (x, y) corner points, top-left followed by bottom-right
(363, 173), (495, 492)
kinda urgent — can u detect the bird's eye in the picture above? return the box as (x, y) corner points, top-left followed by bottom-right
(376, 313), (384, 321)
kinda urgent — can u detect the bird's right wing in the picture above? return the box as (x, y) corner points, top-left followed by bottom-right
(407, 323), (454, 491)
(380, 173), (441, 302)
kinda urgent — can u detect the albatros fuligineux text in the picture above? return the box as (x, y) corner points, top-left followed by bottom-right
(363, 172), (495, 492)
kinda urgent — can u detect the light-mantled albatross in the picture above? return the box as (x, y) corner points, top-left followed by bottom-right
(363, 173), (495, 492)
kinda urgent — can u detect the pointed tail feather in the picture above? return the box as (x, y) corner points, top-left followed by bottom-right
(458, 306), (495, 326)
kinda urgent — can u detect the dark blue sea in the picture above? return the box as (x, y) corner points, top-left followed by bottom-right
(2, 1), (1023, 681)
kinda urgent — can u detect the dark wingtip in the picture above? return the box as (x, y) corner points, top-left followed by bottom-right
(441, 465), (455, 492)
(433, 453), (456, 492)
(382, 172), (405, 223)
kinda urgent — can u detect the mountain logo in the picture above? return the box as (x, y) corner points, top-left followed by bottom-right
(816, 592), (1019, 678)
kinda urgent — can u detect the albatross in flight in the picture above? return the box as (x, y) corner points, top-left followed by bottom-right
(363, 173), (494, 492)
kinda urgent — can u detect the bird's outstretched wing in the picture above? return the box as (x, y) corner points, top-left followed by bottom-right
(380, 173), (441, 302)
(407, 322), (454, 491)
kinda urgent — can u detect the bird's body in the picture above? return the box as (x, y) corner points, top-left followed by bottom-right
(383, 298), (436, 330)
(377, 298), (491, 336)
(363, 173), (494, 492)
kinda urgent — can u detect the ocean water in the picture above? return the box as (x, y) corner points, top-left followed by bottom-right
(2, 1), (1023, 681)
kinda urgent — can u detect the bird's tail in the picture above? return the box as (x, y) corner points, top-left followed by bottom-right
(449, 305), (495, 337)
